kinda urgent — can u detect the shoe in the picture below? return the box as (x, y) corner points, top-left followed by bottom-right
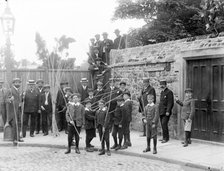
(30, 134), (34, 137)
(65, 148), (71, 154)
(106, 150), (111, 156)
(86, 147), (94, 152)
(183, 142), (188, 147)
(153, 148), (157, 154)
(115, 145), (121, 151)
(110, 144), (117, 149)
(36, 131), (39, 134)
(120, 145), (128, 150)
(13, 141), (18, 146)
(161, 140), (168, 143)
(18, 139), (24, 142)
(181, 141), (185, 144)
(98, 150), (105, 155)
(127, 142), (132, 147)
(143, 147), (151, 153)
(188, 139), (192, 144)
(75, 148), (80, 154)
(43, 133), (48, 136)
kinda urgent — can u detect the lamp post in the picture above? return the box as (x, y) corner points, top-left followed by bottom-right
(1, 3), (15, 84)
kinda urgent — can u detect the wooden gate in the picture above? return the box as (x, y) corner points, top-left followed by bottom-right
(187, 58), (224, 142)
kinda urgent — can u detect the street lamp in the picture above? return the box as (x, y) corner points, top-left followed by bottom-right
(1, 3), (15, 83)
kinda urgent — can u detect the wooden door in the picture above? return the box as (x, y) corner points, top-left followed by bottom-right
(187, 58), (224, 142)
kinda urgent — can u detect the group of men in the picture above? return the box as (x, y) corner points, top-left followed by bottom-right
(0, 78), (52, 145)
(87, 29), (126, 86)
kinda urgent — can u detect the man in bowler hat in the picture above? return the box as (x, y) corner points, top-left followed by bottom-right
(158, 80), (174, 143)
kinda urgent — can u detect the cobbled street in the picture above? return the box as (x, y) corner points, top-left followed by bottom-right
(0, 146), (199, 171)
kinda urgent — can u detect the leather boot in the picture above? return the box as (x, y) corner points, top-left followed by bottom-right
(75, 147), (80, 154)
(65, 147), (71, 154)
(183, 132), (188, 147)
(143, 138), (151, 152)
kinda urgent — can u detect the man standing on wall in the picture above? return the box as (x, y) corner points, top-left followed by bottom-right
(113, 29), (125, 50)
(101, 32), (113, 65)
(78, 78), (89, 104)
(158, 80), (174, 143)
(138, 78), (156, 137)
(0, 79), (7, 126)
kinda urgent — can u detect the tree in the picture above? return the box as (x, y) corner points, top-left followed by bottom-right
(35, 32), (76, 69)
(113, 0), (208, 46)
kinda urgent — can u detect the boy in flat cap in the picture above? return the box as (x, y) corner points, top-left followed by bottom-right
(142, 94), (159, 154)
(85, 88), (97, 110)
(84, 99), (96, 152)
(65, 93), (85, 154)
(158, 80), (174, 143)
(138, 78), (156, 137)
(118, 81), (128, 94)
(175, 88), (195, 147)
(40, 85), (52, 136)
(111, 96), (124, 150)
(94, 80), (105, 104)
(95, 99), (111, 156)
(120, 91), (132, 149)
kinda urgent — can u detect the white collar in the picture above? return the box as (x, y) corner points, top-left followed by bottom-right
(13, 86), (19, 91)
(85, 107), (90, 111)
(125, 99), (130, 102)
(120, 103), (124, 107)
(68, 102), (75, 105)
(148, 102), (155, 107)
(99, 107), (107, 111)
(74, 102), (80, 106)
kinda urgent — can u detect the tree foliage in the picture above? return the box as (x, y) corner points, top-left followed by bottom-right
(113, 0), (223, 46)
(35, 32), (76, 69)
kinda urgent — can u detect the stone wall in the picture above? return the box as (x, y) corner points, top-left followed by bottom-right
(110, 36), (224, 139)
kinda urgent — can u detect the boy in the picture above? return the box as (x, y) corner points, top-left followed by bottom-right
(84, 99), (96, 152)
(120, 91), (132, 149)
(95, 99), (111, 156)
(111, 96), (124, 150)
(40, 84), (52, 136)
(175, 88), (195, 147)
(65, 93), (85, 154)
(85, 88), (97, 110)
(142, 94), (159, 154)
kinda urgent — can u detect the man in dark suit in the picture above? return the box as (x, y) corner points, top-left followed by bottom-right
(56, 81), (68, 132)
(158, 80), (174, 143)
(138, 78), (156, 136)
(6, 78), (24, 145)
(78, 78), (89, 104)
(94, 34), (103, 57)
(113, 29), (125, 50)
(40, 84), (52, 136)
(94, 80), (105, 104)
(35, 79), (44, 134)
(102, 32), (113, 65)
(22, 80), (39, 137)
(0, 79), (7, 125)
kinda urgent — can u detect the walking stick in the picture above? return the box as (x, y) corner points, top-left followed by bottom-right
(67, 110), (82, 139)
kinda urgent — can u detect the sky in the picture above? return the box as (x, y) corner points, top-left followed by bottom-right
(0, 0), (145, 66)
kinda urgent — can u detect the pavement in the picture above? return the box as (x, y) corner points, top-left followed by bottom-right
(0, 130), (223, 171)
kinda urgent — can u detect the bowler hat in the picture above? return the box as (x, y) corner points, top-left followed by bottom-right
(185, 88), (193, 93)
(27, 80), (36, 85)
(159, 80), (167, 86)
(80, 78), (88, 83)
(95, 34), (100, 37)
(120, 81), (126, 86)
(36, 79), (44, 84)
(72, 93), (81, 98)
(60, 81), (68, 86)
(143, 77), (150, 83)
(12, 78), (21, 83)
(114, 29), (120, 33)
(43, 84), (50, 89)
